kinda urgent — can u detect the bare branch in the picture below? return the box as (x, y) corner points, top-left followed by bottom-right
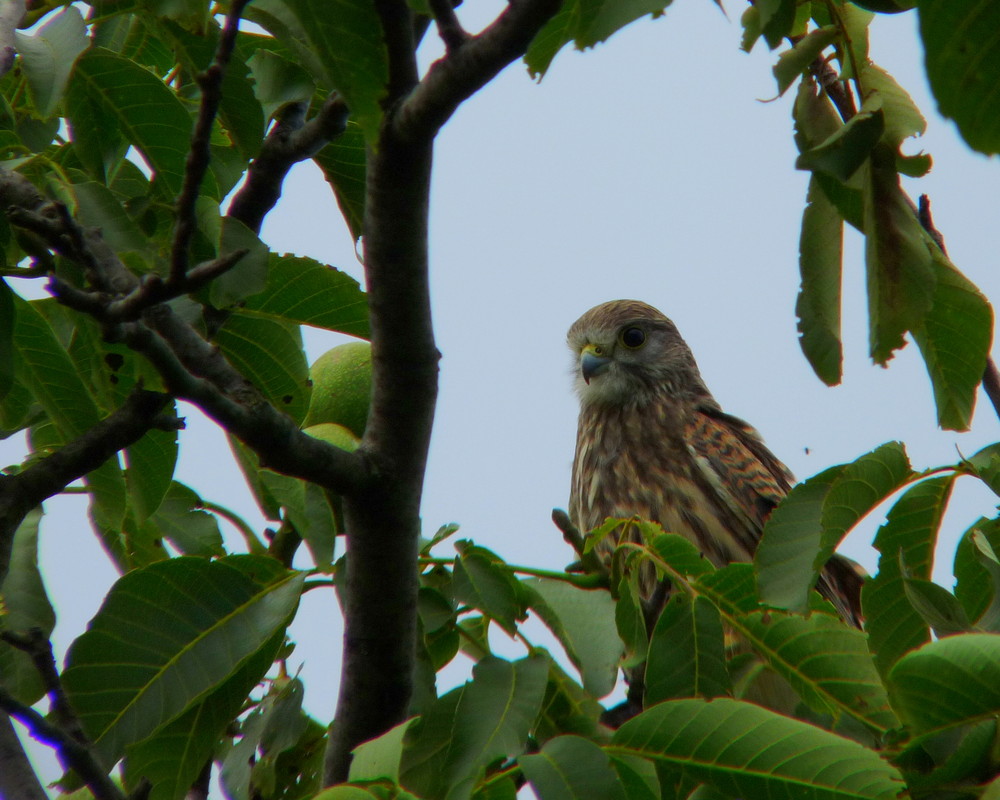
(170, 0), (252, 283)
(0, 388), (173, 585)
(394, 0), (562, 141)
(428, 0), (468, 52)
(227, 95), (349, 234)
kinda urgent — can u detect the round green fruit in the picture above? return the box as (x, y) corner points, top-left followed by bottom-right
(303, 423), (361, 452)
(303, 341), (372, 437)
(849, 0), (915, 12)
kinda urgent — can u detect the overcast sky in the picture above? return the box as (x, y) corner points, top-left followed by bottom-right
(6, 0), (1000, 789)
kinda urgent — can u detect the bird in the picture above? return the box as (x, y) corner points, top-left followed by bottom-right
(566, 299), (862, 627)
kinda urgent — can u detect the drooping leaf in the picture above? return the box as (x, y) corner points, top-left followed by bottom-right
(863, 474), (954, 677)
(773, 26), (838, 96)
(613, 698), (904, 799)
(0, 508), (56, 704)
(859, 61), (926, 147)
(888, 634), (1000, 735)
(919, 0), (1000, 155)
(521, 736), (626, 800)
(214, 311), (311, 424)
(797, 174), (844, 385)
(524, 578), (622, 698)
(62, 555), (304, 767)
(15, 6), (90, 119)
(796, 101), (884, 182)
(911, 254), (992, 431)
(240, 253), (370, 338)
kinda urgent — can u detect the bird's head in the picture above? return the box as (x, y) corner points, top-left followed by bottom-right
(567, 299), (709, 407)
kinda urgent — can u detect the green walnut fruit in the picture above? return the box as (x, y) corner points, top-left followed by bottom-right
(303, 422), (361, 452)
(849, 0), (915, 12)
(303, 341), (372, 436)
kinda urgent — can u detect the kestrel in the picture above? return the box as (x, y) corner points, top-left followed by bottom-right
(567, 299), (861, 626)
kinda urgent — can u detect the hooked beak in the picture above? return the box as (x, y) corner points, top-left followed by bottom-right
(580, 344), (611, 384)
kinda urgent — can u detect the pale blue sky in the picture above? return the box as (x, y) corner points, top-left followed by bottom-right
(6, 0), (1000, 790)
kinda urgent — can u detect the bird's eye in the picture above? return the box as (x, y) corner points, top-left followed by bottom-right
(620, 327), (645, 348)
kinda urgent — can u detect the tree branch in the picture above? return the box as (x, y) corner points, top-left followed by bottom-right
(428, 0), (468, 52)
(0, 712), (49, 800)
(0, 387), (173, 585)
(0, 0), (23, 78)
(170, 0), (252, 283)
(394, 0), (563, 141)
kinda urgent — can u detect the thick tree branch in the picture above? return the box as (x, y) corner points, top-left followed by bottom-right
(394, 0), (563, 141)
(0, 388), (173, 585)
(170, 0), (251, 282)
(0, 713), (49, 800)
(227, 95), (349, 234)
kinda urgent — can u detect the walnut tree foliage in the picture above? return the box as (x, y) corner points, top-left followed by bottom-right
(0, 0), (999, 799)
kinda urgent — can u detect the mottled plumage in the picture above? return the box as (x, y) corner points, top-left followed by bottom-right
(568, 300), (861, 625)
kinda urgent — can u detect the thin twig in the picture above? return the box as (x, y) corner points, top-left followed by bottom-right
(169, 0), (252, 283)
(428, 0), (468, 51)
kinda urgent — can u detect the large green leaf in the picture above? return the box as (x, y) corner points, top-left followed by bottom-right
(521, 736), (626, 800)
(888, 634), (1000, 735)
(280, 0), (387, 144)
(401, 656), (548, 799)
(757, 443), (912, 613)
(313, 124), (367, 242)
(15, 6), (89, 119)
(863, 475), (953, 677)
(0, 509), (56, 704)
(124, 421), (179, 524)
(919, 0), (1000, 155)
(209, 216), (271, 308)
(246, 47), (314, 123)
(214, 311), (311, 425)
(644, 594), (729, 705)
(955, 517), (1000, 623)
(147, 481), (225, 557)
(525, 0), (675, 78)
(123, 631), (284, 800)
(911, 254), (993, 431)
(612, 698), (904, 799)
(67, 47), (198, 198)
(260, 470), (336, 567)
(62, 555), (304, 767)
(240, 253), (370, 338)
(523, 578), (622, 698)
(797, 174), (844, 386)
(453, 545), (524, 637)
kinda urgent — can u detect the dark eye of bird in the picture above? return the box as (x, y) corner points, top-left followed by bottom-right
(621, 327), (645, 348)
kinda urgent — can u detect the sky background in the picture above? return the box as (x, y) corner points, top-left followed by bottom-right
(5, 0), (1000, 790)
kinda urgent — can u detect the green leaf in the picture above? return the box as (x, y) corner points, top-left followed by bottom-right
(62, 555), (304, 766)
(863, 475), (954, 677)
(0, 279), (14, 400)
(147, 481), (225, 557)
(15, 6), (89, 119)
(260, 470), (336, 567)
(612, 698), (904, 798)
(453, 550), (523, 636)
(523, 578), (622, 698)
(644, 594), (729, 705)
(757, 443), (912, 613)
(614, 574), (648, 668)
(71, 180), (150, 256)
(210, 216), (271, 307)
(773, 26), (839, 97)
(241, 253), (370, 338)
(863, 146), (936, 364)
(795, 101), (884, 182)
(888, 634), (1000, 734)
(859, 62), (925, 147)
(902, 577), (973, 636)
(955, 517), (1000, 623)
(123, 631), (284, 800)
(247, 47), (315, 122)
(349, 720), (417, 783)
(401, 656), (548, 799)
(0, 508), (56, 704)
(214, 311), (311, 424)
(758, 0), (797, 48)
(313, 123), (367, 242)
(521, 736), (626, 800)
(125, 422), (179, 524)
(797, 174), (844, 385)
(525, 0), (675, 78)
(67, 47), (199, 199)
(534, 652), (604, 743)
(919, 0), (1000, 155)
(281, 0), (388, 144)
(911, 254), (992, 431)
